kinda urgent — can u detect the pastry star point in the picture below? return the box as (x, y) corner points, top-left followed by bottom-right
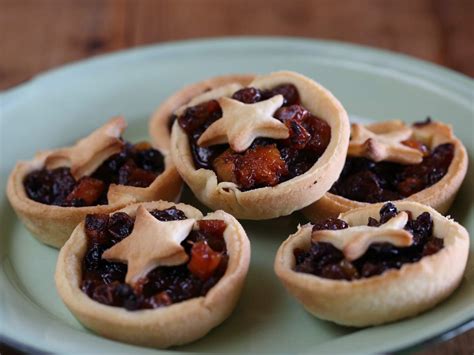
(348, 123), (423, 164)
(197, 95), (289, 152)
(45, 117), (126, 178)
(312, 212), (413, 261)
(102, 205), (195, 285)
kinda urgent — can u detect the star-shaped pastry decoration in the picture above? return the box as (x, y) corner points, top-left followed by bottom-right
(102, 205), (196, 285)
(312, 212), (413, 261)
(348, 122), (423, 164)
(197, 95), (289, 152)
(45, 117), (126, 179)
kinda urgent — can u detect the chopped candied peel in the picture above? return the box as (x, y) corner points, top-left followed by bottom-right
(65, 177), (105, 206)
(188, 241), (223, 280)
(213, 145), (288, 189)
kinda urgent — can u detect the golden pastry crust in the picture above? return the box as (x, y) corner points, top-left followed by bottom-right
(151, 71), (350, 220)
(303, 120), (468, 221)
(6, 118), (182, 248)
(275, 201), (469, 327)
(55, 201), (251, 348)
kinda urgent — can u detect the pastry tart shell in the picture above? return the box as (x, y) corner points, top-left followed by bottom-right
(55, 200), (251, 348)
(303, 120), (468, 221)
(275, 201), (469, 327)
(7, 141), (182, 249)
(151, 71), (350, 220)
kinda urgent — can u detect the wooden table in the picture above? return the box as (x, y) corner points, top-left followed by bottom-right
(0, 0), (472, 354)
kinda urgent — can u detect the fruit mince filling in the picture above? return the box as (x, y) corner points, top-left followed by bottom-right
(81, 207), (228, 310)
(294, 202), (444, 280)
(330, 119), (454, 202)
(176, 84), (331, 190)
(23, 142), (165, 207)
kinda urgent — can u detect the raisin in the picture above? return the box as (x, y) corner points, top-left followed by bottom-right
(337, 170), (383, 202)
(81, 279), (98, 297)
(319, 260), (359, 280)
(115, 284), (141, 310)
(397, 177), (426, 196)
(135, 148), (165, 173)
(279, 148), (315, 179)
(178, 100), (222, 134)
(360, 262), (387, 278)
(413, 116), (432, 127)
(283, 120), (311, 149)
(303, 115), (331, 156)
(24, 167), (76, 205)
(379, 202), (398, 224)
(91, 148), (129, 185)
(84, 244), (107, 272)
(100, 262), (127, 284)
(189, 130), (226, 170)
(407, 212), (433, 245)
(232, 87), (262, 103)
(262, 84), (299, 106)
(149, 207), (187, 221)
(367, 217), (380, 227)
(422, 237), (444, 256)
(312, 218), (348, 231)
(107, 212), (134, 242)
(92, 283), (117, 306)
(274, 105), (309, 123)
(85, 214), (109, 244)
(293, 248), (307, 265)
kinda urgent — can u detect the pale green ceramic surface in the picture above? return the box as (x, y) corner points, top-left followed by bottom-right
(0, 37), (473, 354)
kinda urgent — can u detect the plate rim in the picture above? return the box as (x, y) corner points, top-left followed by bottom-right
(0, 36), (473, 354)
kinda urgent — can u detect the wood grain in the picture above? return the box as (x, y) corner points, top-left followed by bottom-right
(0, 0), (473, 89)
(0, 0), (472, 354)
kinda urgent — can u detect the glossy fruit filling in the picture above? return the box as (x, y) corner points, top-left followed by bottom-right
(81, 207), (228, 310)
(330, 122), (454, 202)
(23, 142), (165, 207)
(176, 84), (331, 190)
(294, 203), (444, 280)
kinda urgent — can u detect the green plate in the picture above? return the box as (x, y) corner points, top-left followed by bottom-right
(0, 37), (472, 354)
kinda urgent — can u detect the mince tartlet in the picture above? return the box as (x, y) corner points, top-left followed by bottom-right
(55, 200), (250, 348)
(150, 71), (350, 219)
(303, 118), (468, 220)
(7, 117), (182, 248)
(275, 201), (469, 326)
